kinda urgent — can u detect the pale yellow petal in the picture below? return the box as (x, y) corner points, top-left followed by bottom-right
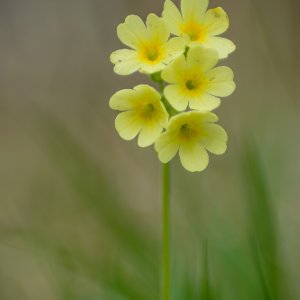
(110, 49), (140, 75)
(205, 66), (236, 97)
(189, 93), (221, 111)
(168, 111), (218, 132)
(162, 0), (183, 35)
(203, 7), (229, 36)
(139, 62), (166, 74)
(117, 15), (146, 49)
(134, 84), (159, 98)
(110, 85), (160, 111)
(155, 107), (169, 129)
(110, 49), (138, 64)
(181, 0), (208, 22)
(198, 112), (219, 123)
(155, 132), (179, 163)
(138, 123), (163, 148)
(115, 111), (141, 141)
(164, 84), (189, 111)
(179, 143), (209, 172)
(163, 37), (185, 64)
(186, 46), (218, 72)
(189, 111), (219, 123)
(109, 89), (136, 111)
(146, 13), (169, 43)
(204, 37), (236, 58)
(201, 124), (228, 154)
(161, 54), (186, 83)
(132, 84), (162, 106)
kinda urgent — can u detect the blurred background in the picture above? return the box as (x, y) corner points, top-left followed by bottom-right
(0, 0), (299, 299)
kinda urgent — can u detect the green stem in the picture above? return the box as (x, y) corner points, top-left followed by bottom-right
(158, 80), (164, 92)
(162, 162), (171, 300)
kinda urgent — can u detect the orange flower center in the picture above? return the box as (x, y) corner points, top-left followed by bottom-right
(141, 44), (162, 63)
(182, 22), (205, 42)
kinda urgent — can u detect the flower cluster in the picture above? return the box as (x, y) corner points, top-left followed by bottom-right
(109, 0), (235, 172)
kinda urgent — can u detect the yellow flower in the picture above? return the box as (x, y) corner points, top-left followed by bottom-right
(161, 46), (235, 112)
(162, 0), (236, 58)
(110, 13), (185, 75)
(109, 85), (169, 147)
(155, 111), (227, 172)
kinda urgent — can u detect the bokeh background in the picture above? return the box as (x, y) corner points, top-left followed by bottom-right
(0, 0), (299, 299)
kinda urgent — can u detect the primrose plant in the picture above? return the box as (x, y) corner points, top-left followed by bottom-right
(109, 0), (235, 298)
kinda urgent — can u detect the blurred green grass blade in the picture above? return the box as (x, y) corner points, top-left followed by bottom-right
(241, 140), (287, 300)
(41, 114), (156, 263)
(200, 240), (210, 300)
(199, 241), (220, 300)
(171, 261), (194, 300)
(40, 113), (157, 261)
(57, 275), (78, 300)
(29, 113), (160, 299)
(250, 235), (273, 300)
(171, 241), (219, 300)
(23, 223), (155, 300)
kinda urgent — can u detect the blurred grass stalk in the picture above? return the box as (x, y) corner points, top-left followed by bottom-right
(39, 113), (159, 299)
(242, 140), (289, 300)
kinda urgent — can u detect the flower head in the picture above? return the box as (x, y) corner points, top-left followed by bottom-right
(155, 111), (227, 172)
(162, 0), (235, 58)
(161, 46), (235, 111)
(109, 85), (169, 147)
(110, 13), (185, 75)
